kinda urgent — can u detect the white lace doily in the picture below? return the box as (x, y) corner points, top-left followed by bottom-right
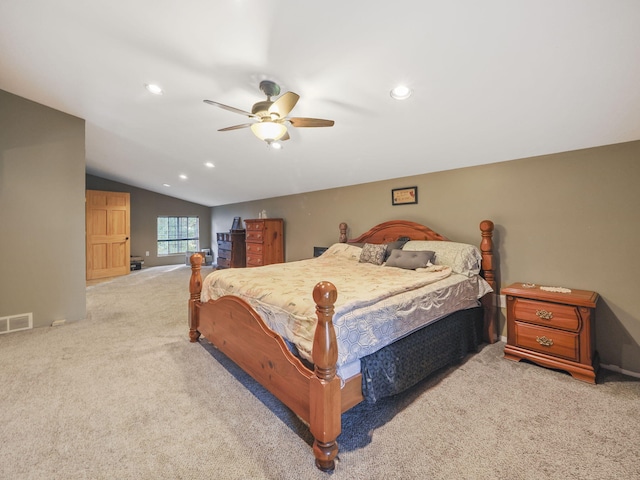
(540, 286), (571, 293)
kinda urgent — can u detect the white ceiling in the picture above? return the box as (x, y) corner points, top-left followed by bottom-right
(2, 1), (639, 207)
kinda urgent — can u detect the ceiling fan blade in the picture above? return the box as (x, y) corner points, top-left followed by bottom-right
(204, 100), (256, 117)
(288, 117), (335, 128)
(218, 123), (253, 132)
(269, 92), (300, 118)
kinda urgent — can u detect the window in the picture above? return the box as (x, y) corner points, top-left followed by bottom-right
(157, 216), (199, 255)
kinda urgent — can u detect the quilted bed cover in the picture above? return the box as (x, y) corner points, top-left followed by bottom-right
(201, 243), (492, 378)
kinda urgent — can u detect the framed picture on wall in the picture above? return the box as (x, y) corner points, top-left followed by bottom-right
(392, 186), (418, 205)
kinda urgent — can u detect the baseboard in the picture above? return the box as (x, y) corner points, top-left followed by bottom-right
(498, 335), (640, 379)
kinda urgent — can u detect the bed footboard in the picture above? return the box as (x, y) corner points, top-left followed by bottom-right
(188, 255), (343, 471)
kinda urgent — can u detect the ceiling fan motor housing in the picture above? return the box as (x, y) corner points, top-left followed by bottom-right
(251, 100), (274, 117)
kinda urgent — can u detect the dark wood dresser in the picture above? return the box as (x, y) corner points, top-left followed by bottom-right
(244, 218), (284, 267)
(216, 230), (246, 269)
(503, 282), (599, 383)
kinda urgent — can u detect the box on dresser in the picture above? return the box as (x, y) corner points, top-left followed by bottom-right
(244, 218), (284, 267)
(503, 282), (599, 383)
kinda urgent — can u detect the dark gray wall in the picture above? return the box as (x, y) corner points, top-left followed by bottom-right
(212, 141), (640, 375)
(0, 89), (86, 328)
(86, 175), (212, 267)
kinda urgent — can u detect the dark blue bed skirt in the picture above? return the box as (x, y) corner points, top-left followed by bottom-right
(360, 306), (484, 403)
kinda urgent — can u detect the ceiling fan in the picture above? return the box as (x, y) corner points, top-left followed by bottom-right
(204, 80), (334, 146)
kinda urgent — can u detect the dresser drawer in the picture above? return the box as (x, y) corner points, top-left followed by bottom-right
(247, 253), (264, 267)
(217, 257), (230, 268)
(217, 240), (231, 250)
(512, 298), (580, 331)
(245, 221), (264, 232)
(514, 322), (579, 362)
(246, 243), (264, 255)
(246, 231), (264, 243)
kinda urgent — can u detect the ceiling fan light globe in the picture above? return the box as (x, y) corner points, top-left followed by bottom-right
(251, 122), (287, 142)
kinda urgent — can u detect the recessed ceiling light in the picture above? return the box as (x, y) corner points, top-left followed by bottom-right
(163, 183), (171, 187)
(145, 83), (164, 95)
(204, 162), (215, 168)
(179, 174), (187, 180)
(390, 85), (412, 100)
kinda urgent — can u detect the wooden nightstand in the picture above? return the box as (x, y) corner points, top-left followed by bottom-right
(502, 282), (599, 383)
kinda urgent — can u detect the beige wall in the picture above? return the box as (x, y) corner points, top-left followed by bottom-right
(212, 140), (640, 374)
(3, 86), (637, 375)
(0, 90), (86, 328)
(86, 175), (211, 268)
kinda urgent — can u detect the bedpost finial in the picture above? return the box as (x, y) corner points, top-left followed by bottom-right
(480, 220), (494, 234)
(339, 223), (348, 243)
(190, 253), (203, 267)
(313, 281), (338, 307)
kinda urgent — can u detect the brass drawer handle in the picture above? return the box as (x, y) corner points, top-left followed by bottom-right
(536, 309), (554, 320)
(536, 336), (554, 347)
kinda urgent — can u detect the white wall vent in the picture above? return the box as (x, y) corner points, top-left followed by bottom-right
(0, 313), (33, 334)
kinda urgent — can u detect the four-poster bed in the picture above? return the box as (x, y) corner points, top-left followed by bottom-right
(188, 219), (496, 471)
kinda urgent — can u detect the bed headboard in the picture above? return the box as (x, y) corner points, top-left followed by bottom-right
(339, 220), (448, 244)
(339, 219), (497, 343)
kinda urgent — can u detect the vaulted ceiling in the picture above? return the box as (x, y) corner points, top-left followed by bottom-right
(2, 1), (639, 206)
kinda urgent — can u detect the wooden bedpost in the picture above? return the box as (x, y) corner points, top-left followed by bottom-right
(339, 223), (348, 243)
(479, 220), (497, 344)
(310, 281), (341, 472)
(188, 253), (203, 343)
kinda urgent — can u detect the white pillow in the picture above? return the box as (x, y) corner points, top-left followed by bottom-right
(402, 240), (482, 276)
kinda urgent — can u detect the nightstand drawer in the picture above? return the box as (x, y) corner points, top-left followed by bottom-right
(514, 322), (579, 362)
(513, 298), (580, 331)
(217, 257), (230, 268)
(246, 243), (264, 255)
(247, 253), (264, 267)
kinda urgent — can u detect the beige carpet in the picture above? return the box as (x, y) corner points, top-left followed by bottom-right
(1, 265), (638, 480)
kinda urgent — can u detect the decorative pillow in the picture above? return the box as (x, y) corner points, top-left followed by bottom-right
(359, 243), (387, 265)
(383, 239), (410, 261)
(402, 240), (482, 276)
(384, 249), (435, 270)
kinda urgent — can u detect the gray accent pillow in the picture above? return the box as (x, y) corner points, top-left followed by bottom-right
(359, 243), (387, 265)
(385, 249), (435, 270)
(383, 239), (410, 261)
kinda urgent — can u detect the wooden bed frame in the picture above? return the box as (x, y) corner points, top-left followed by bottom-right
(188, 219), (496, 471)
